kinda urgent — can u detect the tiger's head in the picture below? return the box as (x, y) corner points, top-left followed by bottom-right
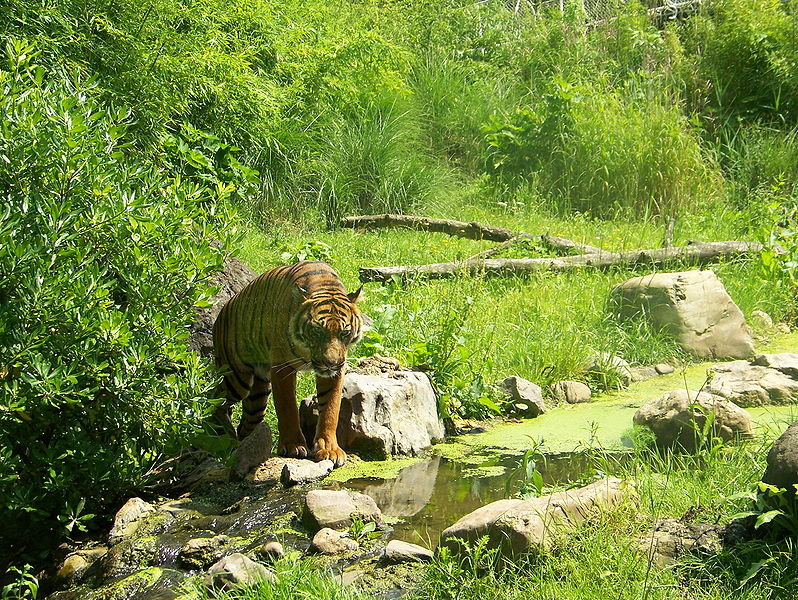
(291, 286), (365, 378)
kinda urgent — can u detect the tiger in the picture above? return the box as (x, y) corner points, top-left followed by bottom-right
(212, 260), (365, 467)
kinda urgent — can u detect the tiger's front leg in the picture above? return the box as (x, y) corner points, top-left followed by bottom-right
(270, 364), (308, 459)
(313, 373), (347, 467)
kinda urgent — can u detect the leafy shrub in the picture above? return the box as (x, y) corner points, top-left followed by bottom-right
(0, 41), (235, 550)
(681, 0), (798, 121)
(484, 76), (723, 217)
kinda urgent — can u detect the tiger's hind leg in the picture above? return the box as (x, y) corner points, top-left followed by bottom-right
(237, 375), (271, 440)
(215, 364), (254, 438)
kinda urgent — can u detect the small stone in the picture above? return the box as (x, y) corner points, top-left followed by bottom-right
(383, 540), (434, 564)
(232, 422), (273, 480)
(777, 323), (792, 334)
(180, 535), (231, 570)
(655, 363), (675, 375)
(584, 353), (633, 388)
(638, 519), (724, 566)
(497, 376), (546, 417)
(303, 490), (382, 531)
(337, 570), (365, 586)
(750, 310), (774, 329)
(549, 381), (592, 404)
(258, 541), (285, 561)
(108, 498), (156, 545)
(204, 553), (276, 590)
(281, 459), (334, 487)
(311, 528), (359, 555)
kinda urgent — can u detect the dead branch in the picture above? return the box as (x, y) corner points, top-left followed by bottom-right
(341, 214), (602, 255)
(358, 241), (765, 283)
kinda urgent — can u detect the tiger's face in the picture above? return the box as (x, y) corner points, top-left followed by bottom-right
(292, 287), (364, 378)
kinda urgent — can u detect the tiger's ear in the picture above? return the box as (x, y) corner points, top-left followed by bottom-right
(347, 285), (363, 303)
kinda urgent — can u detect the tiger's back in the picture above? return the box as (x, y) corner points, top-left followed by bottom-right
(212, 260), (364, 466)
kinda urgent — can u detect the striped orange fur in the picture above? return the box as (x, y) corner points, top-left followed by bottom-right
(212, 261), (364, 467)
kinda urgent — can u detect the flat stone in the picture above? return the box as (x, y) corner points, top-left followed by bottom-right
(337, 570), (365, 586)
(281, 459), (334, 487)
(440, 478), (634, 557)
(630, 366), (660, 382)
(311, 528), (359, 555)
(633, 389), (753, 451)
(303, 490), (382, 531)
(549, 381), (592, 404)
(232, 422), (273, 480)
(204, 553), (276, 590)
(706, 356), (798, 407)
(383, 540), (434, 564)
(655, 363), (675, 375)
(497, 376), (546, 417)
(108, 498), (156, 545)
(638, 519), (724, 566)
(611, 270), (754, 359)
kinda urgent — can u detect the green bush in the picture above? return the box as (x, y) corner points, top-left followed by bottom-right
(681, 0), (798, 121)
(0, 41), (235, 549)
(484, 76), (723, 217)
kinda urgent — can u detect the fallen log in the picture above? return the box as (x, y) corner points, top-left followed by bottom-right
(358, 241), (765, 283)
(341, 214), (602, 255)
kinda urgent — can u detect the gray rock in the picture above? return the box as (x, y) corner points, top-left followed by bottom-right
(497, 376), (546, 417)
(300, 369), (444, 458)
(706, 355), (798, 407)
(311, 528), (359, 555)
(610, 270), (754, 360)
(281, 459), (334, 487)
(232, 422), (273, 480)
(655, 363), (675, 375)
(638, 519), (724, 566)
(550, 381), (592, 404)
(189, 257), (258, 358)
(179, 535), (231, 570)
(108, 498), (156, 546)
(383, 540), (434, 564)
(204, 553), (276, 590)
(303, 490), (382, 531)
(584, 353), (633, 388)
(633, 389), (754, 451)
(440, 477), (633, 557)
(763, 422), (798, 494)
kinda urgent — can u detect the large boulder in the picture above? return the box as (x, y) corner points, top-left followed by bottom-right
(610, 270), (754, 360)
(300, 359), (444, 458)
(440, 477), (633, 557)
(633, 389), (753, 451)
(762, 422), (798, 494)
(188, 257), (258, 358)
(705, 354), (798, 407)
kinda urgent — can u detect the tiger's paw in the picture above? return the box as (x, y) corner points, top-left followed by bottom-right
(277, 442), (309, 459)
(313, 439), (347, 468)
